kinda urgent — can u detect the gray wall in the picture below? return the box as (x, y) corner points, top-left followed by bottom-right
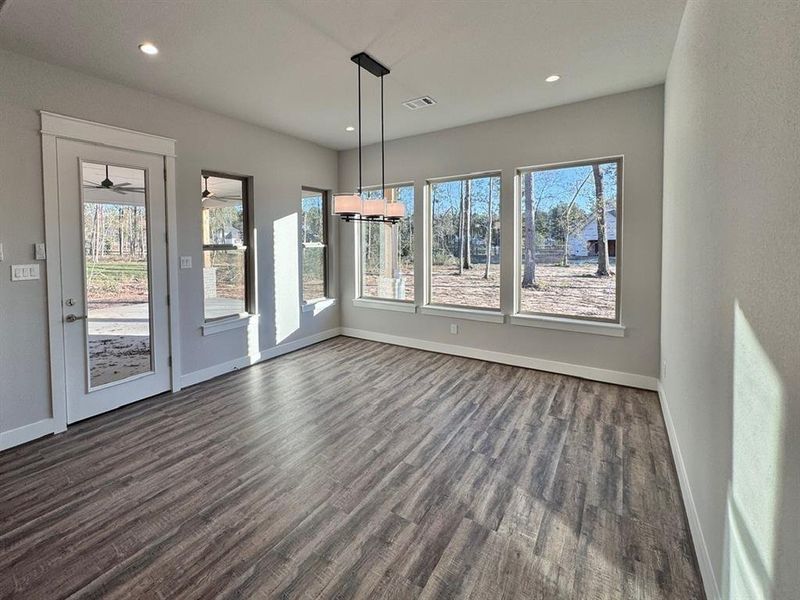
(339, 86), (664, 379)
(0, 48), (339, 434)
(662, 1), (799, 598)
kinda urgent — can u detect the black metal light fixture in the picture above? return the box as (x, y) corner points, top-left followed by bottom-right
(100, 165), (114, 189)
(333, 52), (404, 224)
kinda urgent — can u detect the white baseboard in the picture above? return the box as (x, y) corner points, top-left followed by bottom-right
(180, 328), (342, 388)
(341, 327), (658, 390)
(0, 418), (55, 451)
(657, 382), (721, 600)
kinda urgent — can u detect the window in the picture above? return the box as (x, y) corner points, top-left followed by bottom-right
(202, 172), (251, 321)
(360, 184), (414, 301)
(429, 173), (501, 310)
(518, 157), (621, 322)
(301, 188), (328, 303)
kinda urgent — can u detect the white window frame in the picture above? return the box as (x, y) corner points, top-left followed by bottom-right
(301, 187), (330, 306)
(424, 170), (504, 319)
(354, 182), (416, 308)
(512, 156), (624, 333)
(201, 171), (256, 331)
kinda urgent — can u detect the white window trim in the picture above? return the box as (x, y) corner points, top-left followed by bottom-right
(302, 298), (336, 314)
(510, 313), (625, 337)
(202, 313), (257, 336)
(420, 304), (505, 324)
(356, 182), (416, 303)
(301, 187), (330, 304)
(514, 156), (624, 328)
(425, 172), (503, 314)
(353, 298), (416, 313)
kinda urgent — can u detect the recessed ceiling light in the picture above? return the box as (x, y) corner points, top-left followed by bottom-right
(139, 43), (159, 56)
(545, 74), (560, 83)
(345, 126), (355, 132)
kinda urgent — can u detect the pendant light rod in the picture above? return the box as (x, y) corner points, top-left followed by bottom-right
(381, 74), (385, 198)
(351, 52), (391, 195)
(357, 58), (362, 194)
(333, 52), (401, 225)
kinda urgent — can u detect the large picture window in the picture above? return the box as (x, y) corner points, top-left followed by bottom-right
(360, 184), (414, 301)
(518, 157), (621, 321)
(301, 188), (328, 303)
(201, 172), (251, 321)
(429, 173), (501, 310)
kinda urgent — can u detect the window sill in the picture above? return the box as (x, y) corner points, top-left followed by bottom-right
(420, 305), (505, 324)
(509, 314), (625, 337)
(202, 313), (257, 336)
(302, 298), (336, 314)
(352, 298), (416, 313)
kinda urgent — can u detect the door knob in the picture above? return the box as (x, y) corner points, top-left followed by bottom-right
(64, 314), (87, 323)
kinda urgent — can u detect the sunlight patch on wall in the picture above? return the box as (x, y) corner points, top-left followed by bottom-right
(274, 214), (300, 343)
(724, 300), (785, 599)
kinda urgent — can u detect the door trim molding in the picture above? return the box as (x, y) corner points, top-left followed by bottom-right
(40, 111), (180, 435)
(40, 111), (176, 157)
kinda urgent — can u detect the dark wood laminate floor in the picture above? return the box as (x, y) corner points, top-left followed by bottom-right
(0, 337), (704, 599)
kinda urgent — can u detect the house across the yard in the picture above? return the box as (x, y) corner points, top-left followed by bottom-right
(568, 208), (617, 257)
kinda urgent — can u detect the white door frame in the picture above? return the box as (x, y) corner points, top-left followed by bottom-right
(40, 111), (181, 433)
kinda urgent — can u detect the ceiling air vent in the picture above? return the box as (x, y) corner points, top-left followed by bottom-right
(402, 96), (437, 110)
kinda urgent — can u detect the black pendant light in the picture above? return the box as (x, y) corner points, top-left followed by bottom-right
(333, 52), (404, 224)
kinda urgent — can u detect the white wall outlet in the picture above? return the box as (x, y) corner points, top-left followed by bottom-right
(180, 256), (192, 269)
(450, 323), (458, 335)
(11, 264), (40, 281)
(661, 359), (667, 380)
(34, 243), (46, 260)
(0, 243), (4, 261)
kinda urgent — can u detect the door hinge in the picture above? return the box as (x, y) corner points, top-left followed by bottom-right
(164, 168), (167, 182)
(166, 294), (170, 306)
(168, 356), (172, 367)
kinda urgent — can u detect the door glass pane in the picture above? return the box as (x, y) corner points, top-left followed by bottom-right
(82, 162), (152, 387)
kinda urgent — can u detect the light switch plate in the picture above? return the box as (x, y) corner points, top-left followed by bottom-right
(34, 243), (46, 260)
(450, 323), (458, 335)
(180, 256), (192, 269)
(11, 264), (40, 281)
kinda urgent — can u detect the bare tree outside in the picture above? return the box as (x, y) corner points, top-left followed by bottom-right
(430, 175), (501, 309)
(560, 172), (592, 266)
(484, 177), (494, 279)
(462, 179), (472, 270)
(519, 160), (619, 320)
(522, 171), (537, 288)
(592, 164), (611, 276)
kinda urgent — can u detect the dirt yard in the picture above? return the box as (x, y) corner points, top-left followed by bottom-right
(364, 260), (615, 318)
(428, 259), (615, 318)
(431, 266), (501, 308)
(520, 259), (616, 319)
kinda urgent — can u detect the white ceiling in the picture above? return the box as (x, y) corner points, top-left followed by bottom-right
(0, 0), (686, 150)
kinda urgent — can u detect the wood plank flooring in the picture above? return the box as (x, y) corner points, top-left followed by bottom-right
(0, 337), (705, 599)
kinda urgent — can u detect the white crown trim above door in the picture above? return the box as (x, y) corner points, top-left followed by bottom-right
(41, 112), (180, 435)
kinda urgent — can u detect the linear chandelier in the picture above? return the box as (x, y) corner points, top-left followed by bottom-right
(333, 52), (405, 224)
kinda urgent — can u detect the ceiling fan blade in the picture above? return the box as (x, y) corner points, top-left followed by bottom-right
(114, 182), (132, 187)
